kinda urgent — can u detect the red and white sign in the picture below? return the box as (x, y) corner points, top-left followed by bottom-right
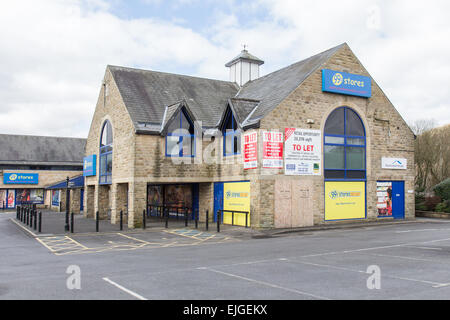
(284, 128), (321, 176)
(243, 131), (258, 169)
(262, 131), (283, 169)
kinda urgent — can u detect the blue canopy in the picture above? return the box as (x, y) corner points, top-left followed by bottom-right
(46, 175), (84, 189)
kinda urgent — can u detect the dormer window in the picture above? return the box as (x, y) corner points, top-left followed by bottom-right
(165, 108), (195, 157)
(222, 108), (241, 156)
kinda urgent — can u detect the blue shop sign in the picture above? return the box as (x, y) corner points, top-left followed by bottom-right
(83, 155), (97, 177)
(322, 69), (371, 98)
(4, 173), (39, 184)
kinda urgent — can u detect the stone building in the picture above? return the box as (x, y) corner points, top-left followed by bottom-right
(0, 134), (85, 210)
(83, 43), (415, 229)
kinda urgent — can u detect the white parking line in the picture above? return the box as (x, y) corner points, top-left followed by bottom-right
(102, 277), (148, 300)
(201, 267), (330, 300)
(286, 258), (446, 288)
(404, 246), (442, 251)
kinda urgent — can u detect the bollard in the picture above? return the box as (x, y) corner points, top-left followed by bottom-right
(165, 207), (169, 228)
(142, 209), (146, 230)
(16, 206), (19, 219)
(245, 213), (248, 228)
(96, 211), (99, 232)
(120, 210), (123, 231)
(38, 211), (42, 233)
(195, 209), (198, 229)
(217, 210), (221, 233)
(184, 207), (188, 227)
(205, 209), (209, 231)
(26, 208), (29, 225)
(70, 212), (74, 233)
(33, 210), (37, 230)
(30, 208), (33, 227)
(20, 206), (23, 222)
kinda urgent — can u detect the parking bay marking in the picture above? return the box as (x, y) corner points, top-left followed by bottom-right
(199, 267), (330, 300)
(102, 277), (148, 300)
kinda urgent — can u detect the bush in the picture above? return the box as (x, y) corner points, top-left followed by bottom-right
(435, 200), (450, 213)
(433, 178), (450, 201)
(416, 203), (427, 211)
(425, 196), (442, 211)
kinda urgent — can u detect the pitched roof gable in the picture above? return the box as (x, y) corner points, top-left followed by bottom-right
(108, 43), (349, 134)
(109, 66), (239, 134)
(235, 43), (345, 125)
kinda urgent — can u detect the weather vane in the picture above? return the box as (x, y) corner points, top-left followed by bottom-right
(242, 44), (248, 51)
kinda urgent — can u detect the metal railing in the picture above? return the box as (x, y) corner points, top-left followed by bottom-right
(217, 209), (250, 228)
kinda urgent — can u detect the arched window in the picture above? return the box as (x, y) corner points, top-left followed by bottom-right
(324, 107), (366, 180)
(222, 108), (241, 156)
(165, 108), (195, 157)
(99, 120), (113, 184)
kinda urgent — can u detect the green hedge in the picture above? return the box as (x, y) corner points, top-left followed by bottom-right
(433, 178), (450, 201)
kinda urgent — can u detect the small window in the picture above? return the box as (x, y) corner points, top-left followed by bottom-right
(222, 108), (241, 156)
(165, 108), (195, 157)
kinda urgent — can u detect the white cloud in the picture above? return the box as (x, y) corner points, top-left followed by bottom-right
(0, 0), (448, 139)
(254, 0), (450, 127)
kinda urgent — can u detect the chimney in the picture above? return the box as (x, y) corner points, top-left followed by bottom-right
(225, 48), (264, 86)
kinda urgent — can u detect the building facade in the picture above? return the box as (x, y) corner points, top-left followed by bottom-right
(83, 43), (415, 229)
(0, 134), (86, 210)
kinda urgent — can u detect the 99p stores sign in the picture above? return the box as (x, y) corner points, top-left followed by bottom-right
(284, 128), (321, 176)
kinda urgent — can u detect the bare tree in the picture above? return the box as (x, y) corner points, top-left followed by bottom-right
(412, 119), (450, 192)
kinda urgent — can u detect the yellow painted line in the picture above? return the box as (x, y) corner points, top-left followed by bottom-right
(35, 237), (59, 253)
(63, 236), (90, 250)
(163, 229), (205, 240)
(117, 233), (152, 245)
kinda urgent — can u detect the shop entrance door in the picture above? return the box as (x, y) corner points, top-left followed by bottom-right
(391, 181), (405, 219)
(213, 182), (223, 222)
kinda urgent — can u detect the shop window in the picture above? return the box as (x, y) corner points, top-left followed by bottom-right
(222, 108), (241, 156)
(99, 120), (113, 184)
(324, 107), (366, 180)
(165, 108), (195, 157)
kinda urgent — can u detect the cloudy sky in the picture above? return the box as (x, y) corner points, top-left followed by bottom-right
(0, 0), (449, 138)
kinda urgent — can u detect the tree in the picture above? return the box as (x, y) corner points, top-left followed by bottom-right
(411, 120), (450, 192)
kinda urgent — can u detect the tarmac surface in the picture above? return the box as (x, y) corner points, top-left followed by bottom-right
(1, 210), (450, 300)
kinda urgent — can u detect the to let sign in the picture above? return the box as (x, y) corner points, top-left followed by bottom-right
(262, 131), (283, 169)
(243, 131), (258, 170)
(284, 128), (321, 176)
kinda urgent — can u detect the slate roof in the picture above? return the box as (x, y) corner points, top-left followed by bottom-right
(0, 134), (86, 165)
(236, 44), (345, 125)
(110, 43), (346, 134)
(109, 66), (239, 133)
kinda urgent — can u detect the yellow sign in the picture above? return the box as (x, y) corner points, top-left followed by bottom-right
(223, 182), (250, 227)
(325, 181), (365, 220)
